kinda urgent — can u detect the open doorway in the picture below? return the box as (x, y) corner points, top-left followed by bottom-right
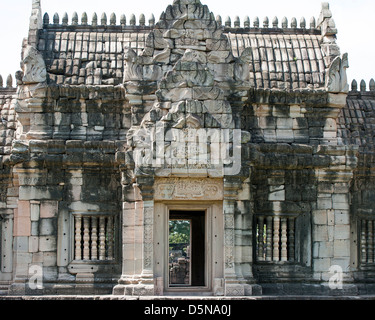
(168, 211), (205, 287)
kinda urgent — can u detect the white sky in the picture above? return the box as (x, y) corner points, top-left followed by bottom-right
(0, 0), (374, 87)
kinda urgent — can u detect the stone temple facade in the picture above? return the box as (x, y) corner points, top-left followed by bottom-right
(0, 0), (375, 297)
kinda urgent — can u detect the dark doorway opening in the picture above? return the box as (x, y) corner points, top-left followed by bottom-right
(169, 211), (205, 287)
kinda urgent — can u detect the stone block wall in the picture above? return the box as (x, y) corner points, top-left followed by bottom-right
(1, 0), (375, 297)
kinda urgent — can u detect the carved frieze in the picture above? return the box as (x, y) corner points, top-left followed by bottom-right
(154, 178), (223, 201)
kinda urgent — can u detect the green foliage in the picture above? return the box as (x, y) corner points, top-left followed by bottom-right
(169, 220), (190, 244)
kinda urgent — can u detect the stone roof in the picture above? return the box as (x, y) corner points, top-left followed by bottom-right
(35, 0), (338, 90)
(338, 79), (375, 152)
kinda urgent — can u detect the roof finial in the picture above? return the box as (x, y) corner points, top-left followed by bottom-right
(370, 79), (375, 92)
(82, 12), (88, 25)
(360, 80), (366, 92)
(139, 14), (146, 26)
(300, 17), (306, 29)
(110, 13), (117, 25)
(6, 74), (13, 88)
(282, 17), (288, 28)
(62, 12), (68, 26)
(244, 16), (250, 28)
(291, 17), (297, 28)
(149, 14), (155, 27)
(317, 2), (337, 36)
(43, 13), (49, 25)
(263, 17), (269, 28)
(0, 75), (3, 88)
(351, 79), (358, 92)
(101, 13), (107, 26)
(130, 14), (136, 26)
(253, 16), (259, 28)
(234, 16), (240, 28)
(216, 15), (222, 26)
(225, 16), (231, 27)
(120, 14), (126, 27)
(53, 13), (59, 25)
(272, 17), (278, 28)
(310, 17), (316, 29)
(72, 12), (79, 25)
(92, 13), (98, 26)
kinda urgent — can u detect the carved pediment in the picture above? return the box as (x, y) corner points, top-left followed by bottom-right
(124, 0), (248, 178)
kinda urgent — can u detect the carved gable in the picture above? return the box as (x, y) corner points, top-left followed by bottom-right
(124, 0), (246, 178)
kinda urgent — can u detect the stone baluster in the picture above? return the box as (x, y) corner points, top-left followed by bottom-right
(367, 220), (374, 263)
(281, 218), (288, 261)
(273, 217), (280, 261)
(91, 217), (98, 260)
(265, 216), (273, 261)
(257, 216), (265, 261)
(99, 217), (106, 260)
(107, 216), (114, 260)
(83, 217), (90, 260)
(288, 218), (295, 261)
(361, 219), (367, 264)
(75, 216), (82, 260)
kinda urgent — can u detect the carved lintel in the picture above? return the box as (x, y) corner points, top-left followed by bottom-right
(154, 177), (223, 201)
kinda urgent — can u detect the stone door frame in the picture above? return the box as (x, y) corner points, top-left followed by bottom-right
(154, 201), (224, 295)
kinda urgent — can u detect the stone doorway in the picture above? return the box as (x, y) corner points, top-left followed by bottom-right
(168, 210), (205, 287)
(154, 201), (224, 295)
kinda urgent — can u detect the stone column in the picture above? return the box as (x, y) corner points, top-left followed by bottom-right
(223, 177), (257, 296)
(313, 145), (358, 294)
(113, 180), (140, 295)
(113, 176), (155, 296)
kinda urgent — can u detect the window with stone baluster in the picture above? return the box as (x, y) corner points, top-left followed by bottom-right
(72, 213), (117, 262)
(60, 210), (121, 281)
(358, 217), (375, 268)
(0, 214), (13, 275)
(253, 213), (312, 280)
